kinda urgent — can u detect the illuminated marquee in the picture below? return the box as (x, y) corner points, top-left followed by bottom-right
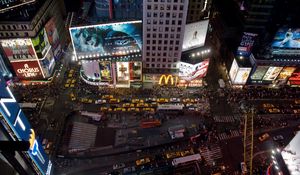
(0, 74), (51, 175)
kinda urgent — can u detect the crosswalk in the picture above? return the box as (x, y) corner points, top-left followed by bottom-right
(218, 130), (240, 140)
(68, 122), (97, 150)
(213, 115), (237, 123)
(199, 144), (222, 166)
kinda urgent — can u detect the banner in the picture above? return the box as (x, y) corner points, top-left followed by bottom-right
(116, 62), (129, 82)
(0, 39), (36, 61)
(178, 59), (209, 81)
(276, 67), (296, 80)
(262, 67), (283, 81)
(99, 61), (112, 81)
(11, 60), (43, 79)
(31, 28), (51, 59)
(129, 62), (142, 81)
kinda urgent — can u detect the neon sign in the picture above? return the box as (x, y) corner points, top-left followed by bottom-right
(0, 74), (51, 175)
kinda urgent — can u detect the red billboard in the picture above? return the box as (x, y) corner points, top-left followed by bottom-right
(288, 68), (300, 85)
(0, 39), (36, 61)
(11, 60), (43, 80)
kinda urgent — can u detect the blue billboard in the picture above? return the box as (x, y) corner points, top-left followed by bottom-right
(237, 32), (257, 57)
(0, 73), (51, 175)
(272, 28), (300, 49)
(69, 21), (142, 58)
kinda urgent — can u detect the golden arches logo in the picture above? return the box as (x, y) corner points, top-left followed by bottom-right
(29, 129), (35, 150)
(159, 75), (178, 86)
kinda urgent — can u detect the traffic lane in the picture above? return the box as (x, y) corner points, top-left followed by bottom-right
(220, 137), (243, 171)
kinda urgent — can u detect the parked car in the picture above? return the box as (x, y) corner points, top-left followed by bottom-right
(259, 133), (270, 142)
(273, 135), (284, 141)
(113, 163), (125, 170)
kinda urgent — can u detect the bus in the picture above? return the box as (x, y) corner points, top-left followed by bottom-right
(80, 111), (102, 121)
(18, 103), (37, 109)
(157, 104), (184, 111)
(140, 119), (161, 128)
(172, 153), (201, 166)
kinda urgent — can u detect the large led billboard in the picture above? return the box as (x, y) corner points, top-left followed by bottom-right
(229, 59), (239, 82)
(45, 17), (61, 59)
(0, 54), (12, 77)
(0, 0), (36, 13)
(233, 68), (251, 85)
(99, 61), (112, 81)
(11, 60), (43, 79)
(178, 59), (209, 81)
(39, 49), (55, 77)
(277, 67), (296, 80)
(69, 21), (142, 58)
(116, 62), (130, 83)
(237, 32), (257, 57)
(82, 61), (101, 80)
(288, 68), (300, 85)
(129, 62), (142, 81)
(282, 132), (300, 175)
(0, 74), (51, 175)
(31, 28), (51, 59)
(182, 20), (209, 51)
(272, 28), (300, 49)
(0, 39), (37, 61)
(262, 67), (283, 81)
(250, 66), (269, 80)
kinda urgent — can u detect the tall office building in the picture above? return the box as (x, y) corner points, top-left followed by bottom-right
(186, 0), (211, 23)
(142, 0), (189, 74)
(113, 0), (143, 20)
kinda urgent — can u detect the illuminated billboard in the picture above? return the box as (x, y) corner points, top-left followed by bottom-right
(0, 74), (52, 175)
(250, 66), (269, 80)
(233, 68), (251, 85)
(99, 61), (112, 81)
(129, 62), (142, 81)
(0, 54), (12, 77)
(0, 39), (36, 61)
(39, 49), (55, 77)
(262, 67), (283, 81)
(11, 60), (43, 79)
(45, 17), (61, 59)
(229, 59), (239, 82)
(282, 132), (300, 175)
(69, 21), (142, 58)
(182, 20), (209, 51)
(272, 28), (300, 49)
(178, 59), (209, 81)
(81, 61), (101, 80)
(237, 32), (257, 57)
(277, 67), (296, 80)
(288, 68), (300, 85)
(116, 62), (130, 83)
(0, 0), (36, 13)
(31, 28), (51, 59)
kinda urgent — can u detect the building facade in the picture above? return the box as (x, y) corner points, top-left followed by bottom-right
(186, 0), (211, 23)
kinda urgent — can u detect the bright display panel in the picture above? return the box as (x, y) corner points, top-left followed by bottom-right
(69, 21), (142, 58)
(272, 28), (300, 49)
(0, 39), (36, 61)
(39, 49), (55, 77)
(0, 54), (12, 77)
(229, 59), (239, 82)
(288, 68), (300, 85)
(0, 0), (35, 12)
(116, 62), (130, 82)
(237, 32), (257, 57)
(31, 28), (51, 59)
(262, 67), (283, 81)
(282, 132), (300, 175)
(45, 17), (60, 51)
(11, 60), (43, 79)
(99, 61), (112, 81)
(182, 20), (209, 51)
(0, 74), (51, 175)
(82, 61), (101, 80)
(277, 67), (296, 80)
(233, 68), (251, 85)
(178, 59), (209, 81)
(250, 66), (269, 80)
(129, 62), (142, 81)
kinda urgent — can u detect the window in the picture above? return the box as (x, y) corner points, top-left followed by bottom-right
(172, 20), (176, 25)
(25, 32), (28, 36)
(167, 5), (171, 10)
(175, 47), (179, 50)
(170, 47), (173, 50)
(153, 26), (157, 32)
(159, 27), (163, 32)
(180, 5), (183, 10)
(147, 46), (150, 50)
(163, 52), (167, 56)
(170, 34), (174, 38)
(147, 34), (150, 37)
(147, 12), (151, 17)
(13, 25), (16, 30)
(158, 40), (162, 44)
(178, 20), (182, 25)
(165, 27), (169, 31)
(172, 13), (176, 18)
(164, 40), (168, 44)
(174, 52), (179, 57)
(153, 40), (156, 44)
(176, 34), (180, 38)
(147, 40), (150, 44)
(162, 64), (165, 68)
(152, 64), (155, 67)
(173, 64), (177, 68)
(159, 20), (164, 25)
(146, 64), (150, 67)
(146, 52), (150, 56)
(170, 40), (174, 44)
(157, 58), (161, 62)
(157, 64), (160, 68)
(163, 58), (166, 62)
(166, 20), (169, 25)
(158, 46), (161, 50)
(166, 13), (170, 17)
(153, 33), (157, 38)
(160, 4), (164, 10)
(152, 46), (156, 50)
(146, 58), (150, 61)
(147, 26), (151, 31)
(154, 4), (158, 10)
(171, 27), (175, 32)
(160, 12), (164, 17)
(152, 58), (155, 62)
(173, 5), (177, 10)
(164, 34), (168, 38)
(147, 20), (151, 24)
(168, 64), (171, 68)
(153, 20), (157, 24)
(176, 40), (180, 44)
(147, 5), (151, 10)
(164, 46), (167, 50)
(177, 27), (181, 32)
(153, 13), (157, 17)
(179, 13), (183, 18)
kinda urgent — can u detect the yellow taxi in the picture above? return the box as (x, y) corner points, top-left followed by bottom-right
(150, 108), (155, 113)
(68, 73), (73, 78)
(80, 98), (88, 103)
(268, 108), (280, 113)
(140, 99), (144, 103)
(71, 79), (76, 84)
(180, 148), (194, 157)
(183, 98), (190, 103)
(114, 108), (123, 112)
(259, 133), (270, 142)
(157, 98), (168, 103)
(109, 98), (120, 103)
(88, 99), (93, 103)
(143, 103), (150, 107)
(69, 93), (76, 101)
(69, 69), (74, 73)
(66, 79), (72, 83)
(100, 107), (108, 111)
(135, 108), (140, 112)
(130, 103), (135, 108)
(123, 103), (131, 108)
(121, 108), (126, 112)
(263, 103), (275, 108)
(132, 99), (140, 103)
(64, 83), (70, 88)
(70, 84), (75, 88)
(137, 103), (145, 108)
(166, 152), (181, 159)
(102, 95), (114, 99)
(293, 109), (300, 114)
(128, 108), (135, 112)
(142, 108), (152, 111)
(135, 157), (150, 166)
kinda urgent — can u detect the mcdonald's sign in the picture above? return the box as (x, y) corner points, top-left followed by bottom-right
(159, 75), (178, 86)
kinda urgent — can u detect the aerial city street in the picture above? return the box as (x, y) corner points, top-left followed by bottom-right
(0, 0), (300, 175)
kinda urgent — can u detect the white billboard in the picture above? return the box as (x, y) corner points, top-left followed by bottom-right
(182, 20), (209, 51)
(282, 132), (300, 175)
(229, 59), (239, 82)
(233, 68), (251, 85)
(262, 67), (283, 81)
(82, 61), (101, 80)
(116, 62), (130, 82)
(178, 59), (209, 81)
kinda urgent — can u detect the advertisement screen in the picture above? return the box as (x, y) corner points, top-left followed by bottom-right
(11, 60), (43, 79)
(99, 61), (112, 81)
(0, 54), (12, 77)
(178, 59), (209, 81)
(262, 67), (283, 81)
(0, 39), (36, 61)
(272, 28), (300, 49)
(182, 20), (209, 51)
(233, 68), (251, 85)
(82, 61), (101, 80)
(45, 17), (60, 50)
(116, 62), (129, 82)
(39, 49), (55, 77)
(237, 32), (257, 57)
(0, 74), (51, 175)
(282, 132), (300, 175)
(31, 28), (51, 59)
(277, 67), (296, 80)
(69, 21), (142, 58)
(229, 59), (239, 82)
(250, 66), (269, 80)
(288, 68), (300, 85)
(0, 0), (35, 12)
(129, 62), (142, 81)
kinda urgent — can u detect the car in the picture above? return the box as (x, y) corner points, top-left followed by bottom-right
(182, 98), (190, 103)
(259, 133), (270, 142)
(137, 103), (145, 108)
(123, 103), (131, 108)
(166, 152), (181, 159)
(170, 98), (180, 103)
(132, 99), (140, 103)
(68, 73), (73, 78)
(71, 79), (76, 83)
(64, 83), (70, 88)
(273, 135), (284, 141)
(102, 95), (114, 99)
(130, 103), (135, 108)
(135, 157), (151, 166)
(109, 98), (120, 103)
(100, 107), (108, 111)
(293, 109), (300, 114)
(95, 99), (106, 104)
(113, 163), (125, 170)
(70, 84), (75, 88)
(263, 103), (275, 108)
(123, 166), (136, 173)
(66, 79), (72, 83)
(114, 108), (123, 112)
(268, 108), (280, 113)
(241, 162), (248, 174)
(70, 93), (76, 101)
